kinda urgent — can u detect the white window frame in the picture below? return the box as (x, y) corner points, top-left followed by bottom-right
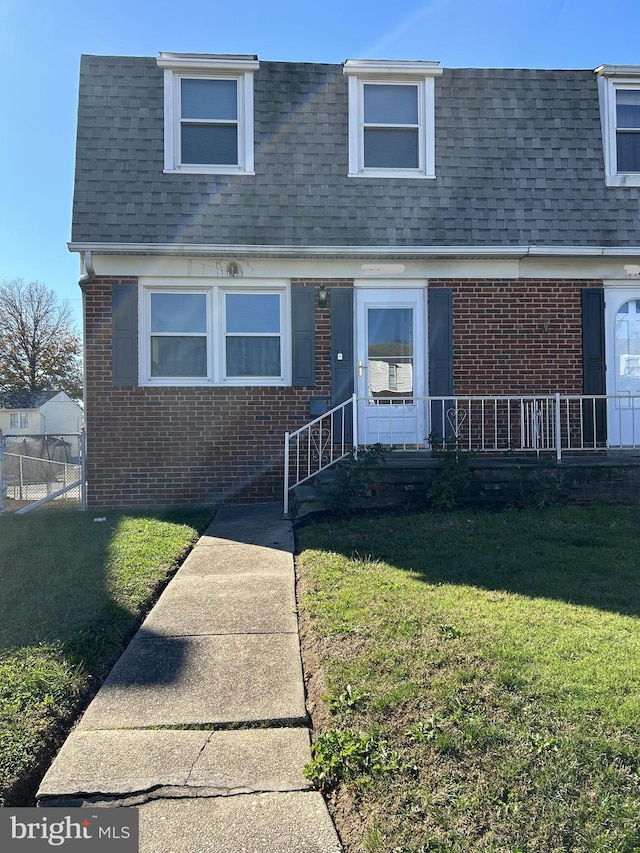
(139, 280), (290, 387)
(344, 59), (442, 179)
(158, 54), (259, 175)
(146, 288), (212, 383)
(596, 65), (640, 187)
(220, 288), (288, 385)
(10, 412), (29, 430)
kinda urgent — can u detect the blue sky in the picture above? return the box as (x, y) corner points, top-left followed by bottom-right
(2, 0), (640, 329)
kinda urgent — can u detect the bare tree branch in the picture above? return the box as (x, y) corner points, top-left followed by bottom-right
(0, 279), (82, 398)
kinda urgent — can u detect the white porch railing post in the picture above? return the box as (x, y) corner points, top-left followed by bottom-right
(352, 392), (359, 453)
(283, 432), (290, 516)
(555, 393), (562, 461)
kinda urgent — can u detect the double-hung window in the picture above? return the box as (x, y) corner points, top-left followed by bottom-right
(150, 292), (209, 379)
(141, 282), (289, 386)
(363, 83), (420, 170)
(180, 78), (240, 167)
(224, 293), (283, 379)
(596, 65), (640, 186)
(344, 59), (442, 179)
(9, 412), (29, 430)
(158, 53), (258, 175)
(615, 90), (640, 173)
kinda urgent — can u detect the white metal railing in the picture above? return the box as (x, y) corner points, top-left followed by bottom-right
(283, 395), (356, 515)
(283, 393), (640, 513)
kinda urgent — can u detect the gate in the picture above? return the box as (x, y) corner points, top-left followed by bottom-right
(0, 431), (86, 514)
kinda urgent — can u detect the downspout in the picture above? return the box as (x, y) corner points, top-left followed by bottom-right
(79, 249), (95, 286)
(78, 250), (94, 510)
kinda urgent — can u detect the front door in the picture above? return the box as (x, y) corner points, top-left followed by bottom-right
(355, 288), (425, 446)
(605, 288), (640, 446)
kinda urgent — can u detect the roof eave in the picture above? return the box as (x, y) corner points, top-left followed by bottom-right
(68, 242), (640, 261)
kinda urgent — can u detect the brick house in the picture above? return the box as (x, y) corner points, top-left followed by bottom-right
(71, 53), (640, 509)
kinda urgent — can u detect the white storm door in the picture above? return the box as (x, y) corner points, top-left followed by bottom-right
(355, 288), (425, 446)
(605, 289), (640, 446)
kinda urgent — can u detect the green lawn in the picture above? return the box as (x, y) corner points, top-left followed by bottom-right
(0, 506), (213, 805)
(297, 505), (640, 853)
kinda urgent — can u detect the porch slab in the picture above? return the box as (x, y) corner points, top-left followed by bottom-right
(137, 793), (342, 853)
(138, 573), (298, 636)
(38, 728), (312, 799)
(177, 543), (293, 576)
(76, 634), (307, 730)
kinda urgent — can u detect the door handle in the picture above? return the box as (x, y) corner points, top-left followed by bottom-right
(358, 360), (364, 377)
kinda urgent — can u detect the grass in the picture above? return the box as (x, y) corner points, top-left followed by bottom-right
(297, 505), (640, 853)
(0, 505), (213, 805)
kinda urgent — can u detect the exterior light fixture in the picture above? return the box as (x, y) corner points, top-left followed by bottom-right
(317, 286), (329, 307)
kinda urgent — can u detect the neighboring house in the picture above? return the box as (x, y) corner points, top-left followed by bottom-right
(0, 391), (83, 436)
(71, 53), (640, 509)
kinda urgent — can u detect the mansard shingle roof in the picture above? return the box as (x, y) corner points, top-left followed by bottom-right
(71, 55), (640, 249)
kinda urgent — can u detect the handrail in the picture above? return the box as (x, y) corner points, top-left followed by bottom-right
(284, 393), (640, 514)
(284, 394), (355, 515)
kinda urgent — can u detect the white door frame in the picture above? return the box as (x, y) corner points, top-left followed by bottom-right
(355, 286), (427, 446)
(605, 285), (640, 446)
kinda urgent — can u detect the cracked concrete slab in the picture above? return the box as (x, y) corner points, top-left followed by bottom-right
(138, 573), (297, 636)
(138, 792), (343, 853)
(35, 502), (342, 850)
(38, 728), (313, 799)
(177, 543), (293, 576)
(76, 634), (307, 729)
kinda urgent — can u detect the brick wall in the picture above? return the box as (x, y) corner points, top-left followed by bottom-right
(84, 276), (601, 509)
(430, 279), (602, 395)
(83, 277), (349, 509)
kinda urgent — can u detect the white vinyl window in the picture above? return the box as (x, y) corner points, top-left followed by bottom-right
(344, 59), (442, 179)
(10, 412), (29, 430)
(224, 292), (283, 380)
(158, 54), (258, 175)
(150, 292), (209, 379)
(596, 66), (640, 187)
(141, 282), (289, 386)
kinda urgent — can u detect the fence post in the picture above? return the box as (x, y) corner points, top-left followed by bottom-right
(0, 430), (4, 514)
(283, 432), (290, 517)
(80, 427), (87, 511)
(352, 393), (359, 454)
(555, 393), (562, 462)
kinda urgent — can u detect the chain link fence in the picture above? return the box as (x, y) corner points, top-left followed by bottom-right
(0, 431), (85, 514)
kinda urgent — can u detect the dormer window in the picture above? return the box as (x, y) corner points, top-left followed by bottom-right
(344, 59), (442, 179)
(158, 53), (259, 175)
(615, 90), (640, 173)
(180, 78), (240, 166)
(363, 83), (420, 169)
(596, 65), (640, 187)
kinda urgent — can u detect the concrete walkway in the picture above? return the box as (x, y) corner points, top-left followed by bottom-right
(37, 504), (342, 853)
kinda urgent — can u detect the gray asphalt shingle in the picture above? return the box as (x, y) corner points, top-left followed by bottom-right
(72, 55), (640, 248)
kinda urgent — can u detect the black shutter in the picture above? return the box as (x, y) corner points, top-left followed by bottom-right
(112, 284), (138, 387)
(581, 288), (606, 444)
(330, 288), (354, 441)
(428, 288), (454, 441)
(330, 288), (354, 406)
(291, 286), (315, 386)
